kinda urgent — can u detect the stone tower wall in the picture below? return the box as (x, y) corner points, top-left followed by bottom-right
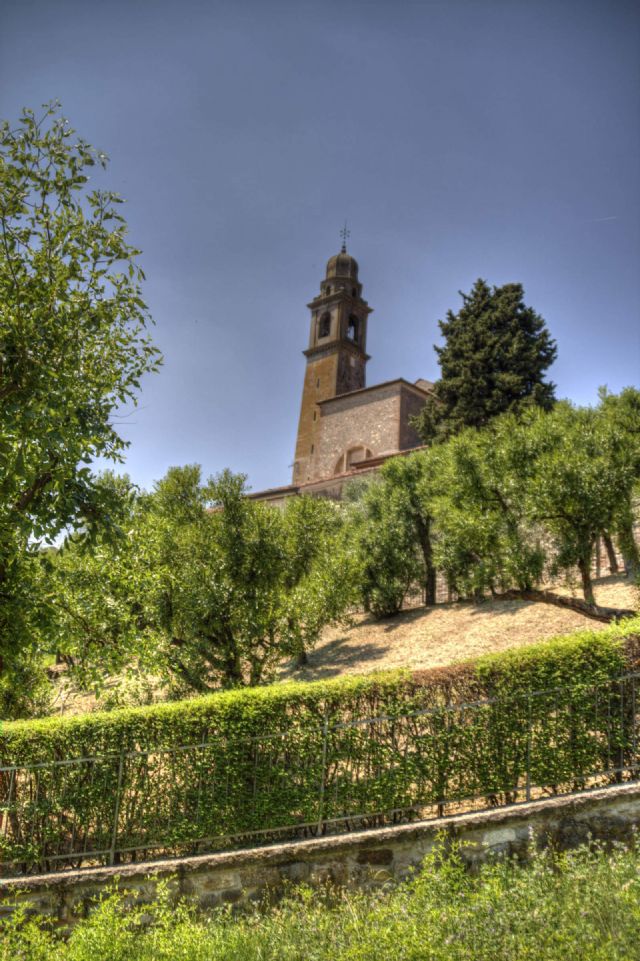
(292, 247), (371, 484)
(293, 350), (340, 484)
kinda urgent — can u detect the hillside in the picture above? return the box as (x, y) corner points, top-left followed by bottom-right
(279, 574), (637, 682)
(51, 575), (637, 715)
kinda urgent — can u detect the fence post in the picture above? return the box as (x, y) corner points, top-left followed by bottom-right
(109, 749), (125, 866)
(317, 713), (329, 834)
(632, 675), (637, 771)
(525, 695), (532, 803)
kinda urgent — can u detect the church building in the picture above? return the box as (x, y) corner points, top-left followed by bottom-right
(250, 241), (433, 505)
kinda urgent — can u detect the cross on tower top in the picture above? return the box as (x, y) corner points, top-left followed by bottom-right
(340, 222), (350, 252)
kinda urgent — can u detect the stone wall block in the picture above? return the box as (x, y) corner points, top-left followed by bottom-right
(356, 847), (394, 865)
(201, 870), (242, 893)
(279, 860), (310, 883)
(3, 784), (640, 927)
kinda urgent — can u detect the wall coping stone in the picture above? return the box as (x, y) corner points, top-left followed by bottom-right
(2, 781), (639, 897)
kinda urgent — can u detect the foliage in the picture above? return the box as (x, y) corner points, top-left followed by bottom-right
(347, 473), (423, 618)
(346, 450), (444, 616)
(43, 389), (640, 714)
(45, 470), (146, 692)
(2, 841), (640, 960)
(431, 394), (640, 605)
(50, 467), (357, 693)
(430, 417), (543, 599)
(597, 387), (640, 577)
(0, 617), (638, 873)
(412, 278), (557, 443)
(0, 103), (160, 707)
(523, 400), (639, 602)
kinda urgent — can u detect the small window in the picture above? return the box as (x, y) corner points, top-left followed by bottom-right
(347, 315), (359, 343)
(316, 377), (320, 388)
(318, 312), (331, 339)
(313, 411), (317, 421)
(311, 444), (314, 454)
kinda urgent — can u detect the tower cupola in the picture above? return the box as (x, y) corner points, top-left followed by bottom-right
(325, 249), (359, 280)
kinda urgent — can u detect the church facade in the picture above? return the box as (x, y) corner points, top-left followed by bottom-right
(250, 244), (432, 505)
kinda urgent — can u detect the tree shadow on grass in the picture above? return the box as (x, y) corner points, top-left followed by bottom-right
(279, 635), (391, 681)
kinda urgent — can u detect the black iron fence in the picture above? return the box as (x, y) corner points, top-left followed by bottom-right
(1, 672), (639, 876)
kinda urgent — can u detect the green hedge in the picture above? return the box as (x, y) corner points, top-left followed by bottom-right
(0, 617), (639, 873)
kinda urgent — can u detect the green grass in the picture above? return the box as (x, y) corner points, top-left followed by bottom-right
(3, 841), (640, 960)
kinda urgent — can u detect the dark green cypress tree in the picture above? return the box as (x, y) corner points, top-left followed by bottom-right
(413, 279), (557, 443)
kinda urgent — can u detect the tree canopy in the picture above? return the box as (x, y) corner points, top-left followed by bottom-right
(430, 395), (640, 620)
(51, 467), (357, 695)
(347, 391), (639, 624)
(412, 279), (557, 443)
(346, 451), (439, 617)
(0, 103), (160, 703)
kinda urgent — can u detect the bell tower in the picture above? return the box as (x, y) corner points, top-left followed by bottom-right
(292, 236), (372, 484)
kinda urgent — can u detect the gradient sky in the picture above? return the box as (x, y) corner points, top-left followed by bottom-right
(1, 0), (639, 493)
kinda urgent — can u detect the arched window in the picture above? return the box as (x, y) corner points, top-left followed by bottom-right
(334, 446), (373, 475)
(347, 315), (359, 343)
(318, 312), (331, 338)
(346, 446), (371, 468)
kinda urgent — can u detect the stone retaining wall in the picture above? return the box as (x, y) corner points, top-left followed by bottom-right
(2, 782), (639, 928)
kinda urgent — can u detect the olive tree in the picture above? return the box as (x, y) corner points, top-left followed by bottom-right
(347, 451), (439, 618)
(52, 467), (357, 692)
(432, 398), (639, 622)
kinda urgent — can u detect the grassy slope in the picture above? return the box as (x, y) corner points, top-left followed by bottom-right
(52, 575), (637, 715)
(279, 575), (638, 682)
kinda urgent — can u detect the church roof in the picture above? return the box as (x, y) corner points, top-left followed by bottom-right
(247, 444), (429, 503)
(317, 377), (434, 407)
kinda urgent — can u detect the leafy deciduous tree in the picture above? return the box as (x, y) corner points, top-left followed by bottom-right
(0, 103), (160, 705)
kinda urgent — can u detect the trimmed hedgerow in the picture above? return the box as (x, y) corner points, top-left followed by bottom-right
(4, 617), (637, 759)
(0, 617), (639, 873)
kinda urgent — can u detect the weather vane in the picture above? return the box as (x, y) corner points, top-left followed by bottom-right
(340, 222), (350, 252)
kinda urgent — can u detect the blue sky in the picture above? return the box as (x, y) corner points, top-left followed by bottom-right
(2, 0), (639, 493)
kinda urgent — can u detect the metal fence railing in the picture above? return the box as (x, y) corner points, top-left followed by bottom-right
(1, 672), (639, 877)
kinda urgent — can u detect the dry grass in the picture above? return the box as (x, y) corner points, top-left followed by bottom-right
(278, 575), (639, 682)
(50, 575), (638, 715)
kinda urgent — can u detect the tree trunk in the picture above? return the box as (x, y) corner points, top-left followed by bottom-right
(294, 649), (309, 669)
(618, 518), (640, 579)
(424, 564), (437, 607)
(494, 588), (635, 624)
(223, 652), (244, 687)
(416, 515), (437, 606)
(578, 555), (596, 606)
(602, 532), (619, 574)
